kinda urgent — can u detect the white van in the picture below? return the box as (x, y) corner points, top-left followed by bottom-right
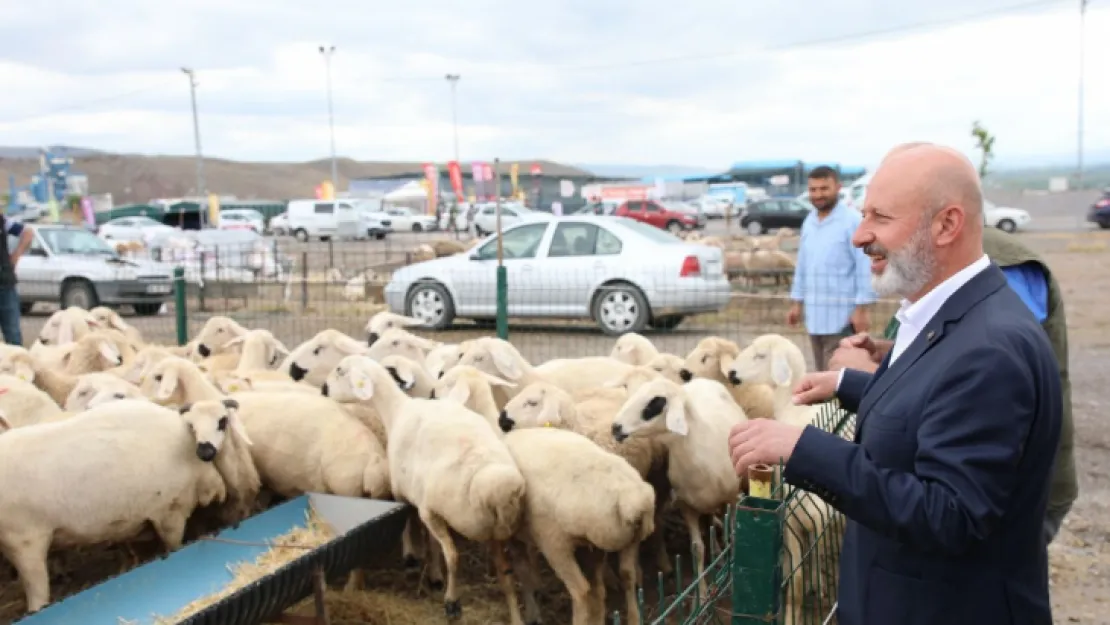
(286, 199), (361, 242)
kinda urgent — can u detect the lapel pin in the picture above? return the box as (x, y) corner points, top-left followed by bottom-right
(926, 330), (936, 341)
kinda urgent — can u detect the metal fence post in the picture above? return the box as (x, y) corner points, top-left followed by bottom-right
(496, 266), (509, 340)
(173, 266), (188, 346)
(301, 251), (309, 312)
(730, 497), (784, 624)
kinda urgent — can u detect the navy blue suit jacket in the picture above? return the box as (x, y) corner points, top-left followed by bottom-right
(785, 263), (1062, 625)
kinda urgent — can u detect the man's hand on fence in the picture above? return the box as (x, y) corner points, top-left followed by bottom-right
(792, 371), (839, 406)
(729, 419), (805, 477)
(829, 345), (878, 373)
(839, 332), (883, 362)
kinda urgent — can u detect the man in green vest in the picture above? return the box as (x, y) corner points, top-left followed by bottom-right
(830, 225), (1076, 544)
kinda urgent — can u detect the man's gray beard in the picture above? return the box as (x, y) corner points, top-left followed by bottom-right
(871, 227), (936, 299)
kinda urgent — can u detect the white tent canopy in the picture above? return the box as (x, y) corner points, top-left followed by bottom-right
(384, 181), (428, 201)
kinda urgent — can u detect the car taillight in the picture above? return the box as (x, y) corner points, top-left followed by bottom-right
(1097, 199), (1110, 208)
(680, 255), (701, 277)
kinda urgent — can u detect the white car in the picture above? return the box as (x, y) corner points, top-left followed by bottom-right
(384, 206), (438, 232)
(695, 195), (740, 218)
(470, 204), (552, 236)
(268, 212), (290, 236)
(983, 200), (1031, 233)
(98, 216), (177, 243)
(218, 209), (265, 233)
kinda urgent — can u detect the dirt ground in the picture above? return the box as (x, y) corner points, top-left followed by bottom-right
(4, 229), (1108, 624)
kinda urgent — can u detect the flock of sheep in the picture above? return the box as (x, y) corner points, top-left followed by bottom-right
(0, 306), (836, 625)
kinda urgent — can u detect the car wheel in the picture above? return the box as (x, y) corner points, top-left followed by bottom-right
(19, 303), (32, 315)
(406, 282), (455, 330)
(666, 221), (683, 234)
(294, 229), (309, 242)
(1099, 221), (1110, 230)
(133, 303), (161, 316)
(61, 279), (98, 310)
(746, 220), (764, 235)
(652, 314), (685, 331)
(412, 223), (423, 232)
(593, 283), (650, 336)
(996, 219), (1016, 233)
(375, 232), (387, 240)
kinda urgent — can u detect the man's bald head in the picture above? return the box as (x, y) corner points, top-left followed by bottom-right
(879, 143), (983, 225)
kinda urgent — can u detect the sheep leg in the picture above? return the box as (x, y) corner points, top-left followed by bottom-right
(151, 513), (187, 554)
(421, 511), (462, 619)
(1, 533), (52, 613)
(422, 519), (445, 591)
(587, 550), (609, 624)
(651, 505), (672, 574)
(344, 568), (365, 591)
(618, 544), (642, 624)
(678, 503), (708, 600)
(489, 540), (526, 625)
(536, 536), (593, 625)
(602, 554), (621, 591)
(401, 514), (425, 568)
(509, 541), (544, 625)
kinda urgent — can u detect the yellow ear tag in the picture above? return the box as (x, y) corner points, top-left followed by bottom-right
(18, 373), (29, 382)
(228, 384), (240, 392)
(543, 421), (552, 428)
(356, 380), (365, 388)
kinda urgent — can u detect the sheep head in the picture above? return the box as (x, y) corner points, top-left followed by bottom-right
(645, 353), (687, 384)
(726, 334), (806, 389)
(456, 337), (527, 383)
(124, 345), (174, 385)
(179, 398), (252, 462)
(365, 311), (427, 346)
(498, 381), (571, 433)
(194, 316), (249, 358)
(89, 306), (137, 337)
(286, 329), (368, 386)
(425, 343), (462, 380)
(65, 373), (143, 411)
(680, 336), (740, 383)
(321, 355), (386, 403)
(0, 350), (35, 383)
(434, 365), (513, 409)
(609, 332), (656, 366)
(38, 308), (99, 346)
(223, 329), (290, 369)
(604, 365), (663, 395)
(612, 377), (692, 440)
(366, 328), (437, 363)
(378, 354), (432, 397)
(141, 356), (204, 405)
(62, 332), (124, 372)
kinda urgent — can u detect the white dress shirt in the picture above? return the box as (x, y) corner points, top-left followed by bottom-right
(835, 254), (992, 391)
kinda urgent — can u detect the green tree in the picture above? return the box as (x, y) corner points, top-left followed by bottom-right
(971, 121), (996, 179)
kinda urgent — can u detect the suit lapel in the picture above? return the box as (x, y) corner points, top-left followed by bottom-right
(854, 352), (891, 442)
(856, 264), (1008, 430)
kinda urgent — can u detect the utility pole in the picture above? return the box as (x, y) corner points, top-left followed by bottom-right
(445, 74), (460, 163)
(319, 45), (339, 191)
(1077, 0), (1088, 190)
(181, 67), (206, 226)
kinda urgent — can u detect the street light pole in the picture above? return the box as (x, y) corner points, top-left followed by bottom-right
(445, 74), (460, 163)
(181, 67), (206, 226)
(1077, 0), (1088, 190)
(319, 45), (338, 191)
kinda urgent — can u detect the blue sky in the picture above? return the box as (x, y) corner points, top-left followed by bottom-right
(0, 0), (1106, 170)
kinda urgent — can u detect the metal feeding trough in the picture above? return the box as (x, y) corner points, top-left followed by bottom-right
(17, 493), (408, 625)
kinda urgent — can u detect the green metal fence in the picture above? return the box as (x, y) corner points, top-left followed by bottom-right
(631, 402), (855, 625)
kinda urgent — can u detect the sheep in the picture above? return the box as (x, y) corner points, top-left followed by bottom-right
(282, 328), (370, 386)
(57, 330), (128, 375)
(365, 310), (428, 346)
(33, 307), (97, 347)
(432, 239), (468, 257)
(425, 342), (463, 380)
(365, 327), (438, 364)
(0, 410), (9, 434)
(456, 337), (633, 407)
(609, 332), (659, 366)
(0, 344), (110, 406)
(503, 427), (656, 625)
(209, 370), (318, 395)
(611, 376), (747, 598)
(64, 372), (145, 412)
(411, 243), (436, 263)
(644, 352), (687, 384)
(115, 344), (178, 385)
(434, 365), (515, 430)
(175, 398), (262, 527)
(88, 306), (144, 344)
(0, 375), (65, 427)
(139, 356), (225, 407)
(725, 333), (835, 624)
(680, 336), (776, 420)
(0, 399), (229, 613)
(193, 315), (249, 359)
(378, 354), (436, 400)
(323, 356), (527, 623)
(224, 328), (291, 372)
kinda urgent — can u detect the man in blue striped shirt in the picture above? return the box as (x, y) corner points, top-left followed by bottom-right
(787, 166), (877, 369)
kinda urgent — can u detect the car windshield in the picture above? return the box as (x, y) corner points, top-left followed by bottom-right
(40, 228), (118, 256)
(612, 217), (682, 244)
(661, 201), (697, 214)
(133, 216), (162, 226)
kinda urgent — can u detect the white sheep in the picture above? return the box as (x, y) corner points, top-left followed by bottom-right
(611, 376), (747, 598)
(609, 332), (659, 366)
(281, 328), (370, 386)
(365, 310), (427, 345)
(114, 344), (178, 385)
(64, 372), (145, 412)
(224, 328), (291, 372)
(33, 307), (97, 347)
(88, 306), (145, 344)
(0, 374), (65, 427)
(433, 365), (514, 428)
(680, 336), (776, 420)
(139, 356), (225, 406)
(324, 356), (527, 623)
(725, 333), (835, 624)
(56, 330), (128, 375)
(425, 342), (463, 380)
(193, 315), (249, 359)
(365, 328), (438, 364)
(644, 353), (687, 384)
(177, 397), (263, 526)
(378, 354), (436, 400)
(0, 399), (229, 613)
(503, 427), (656, 625)
(209, 371), (318, 395)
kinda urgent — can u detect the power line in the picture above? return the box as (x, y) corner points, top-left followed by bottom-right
(0, 0), (1077, 124)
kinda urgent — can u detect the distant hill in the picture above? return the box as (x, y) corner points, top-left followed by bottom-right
(0, 145), (106, 159)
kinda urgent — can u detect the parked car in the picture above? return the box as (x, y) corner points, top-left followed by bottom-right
(268, 212), (290, 236)
(384, 206), (438, 232)
(1087, 189), (1110, 229)
(695, 195), (740, 218)
(470, 204), (552, 237)
(739, 198), (812, 234)
(11, 224), (175, 315)
(98, 215), (178, 243)
(614, 200), (702, 234)
(286, 199), (360, 242)
(218, 209), (266, 234)
(356, 212), (392, 240)
(983, 200), (1032, 233)
(383, 216), (730, 335)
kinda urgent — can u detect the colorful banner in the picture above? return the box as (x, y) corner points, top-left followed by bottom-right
(482, 163), (495, 200)
(80, 197), (95, 228)
(422, 163), (439, 215)
(509, 163), (520, 199)
(470, 162), (485, 201)
(447, 161), (465, 202)
(208, 194), (220, 227)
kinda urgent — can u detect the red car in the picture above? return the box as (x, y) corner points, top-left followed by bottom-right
(614, 200), (703, 234)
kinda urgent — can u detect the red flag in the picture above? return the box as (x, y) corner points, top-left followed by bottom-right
(447, 161), (465, 202)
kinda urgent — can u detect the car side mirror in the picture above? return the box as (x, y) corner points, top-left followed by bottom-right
(28, 247), (47, 257)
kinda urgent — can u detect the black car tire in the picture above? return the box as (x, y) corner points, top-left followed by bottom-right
(133, 303), (162, 316)
(61, 279), (98, 310)
(746, 220), (764, 235)
(652, 314), (685, 331)
(592, 282), (650, 336)
(996, 218), (1016, 233)
(405, 282), (456, 330)
(294, 229), (309, 242)
(19, 303), (32, 315)
(666, 221), (683, 234)
(412, 223), (423, 232)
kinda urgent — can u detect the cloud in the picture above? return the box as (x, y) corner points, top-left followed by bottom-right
(0, 0), (1106, 170)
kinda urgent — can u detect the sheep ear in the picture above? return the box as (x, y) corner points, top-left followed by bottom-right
(178, 403), (193, 415)
(664, 396), (689, 436)
(718, 353), (736, 377)
(445, 381), (471, 405)
(350, 367), (375, 401)
(408, 334), (437, 352)
(399, 315), (425, 327)
(0, 410), (9, 432)
(479, 372), (515, 388)
(107, 315), (127, 331)
(771, 351), (793, 387)
(335, 334), (370, 355)
(273, 339), (291, 355)
(489, 343), (522, 381)
(228, 413), (253, 446)
(223, 335), (248, 348)
(156, 367), (179, 401)
(98, 340), (121, 365)
(57, 320), (74, 345)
